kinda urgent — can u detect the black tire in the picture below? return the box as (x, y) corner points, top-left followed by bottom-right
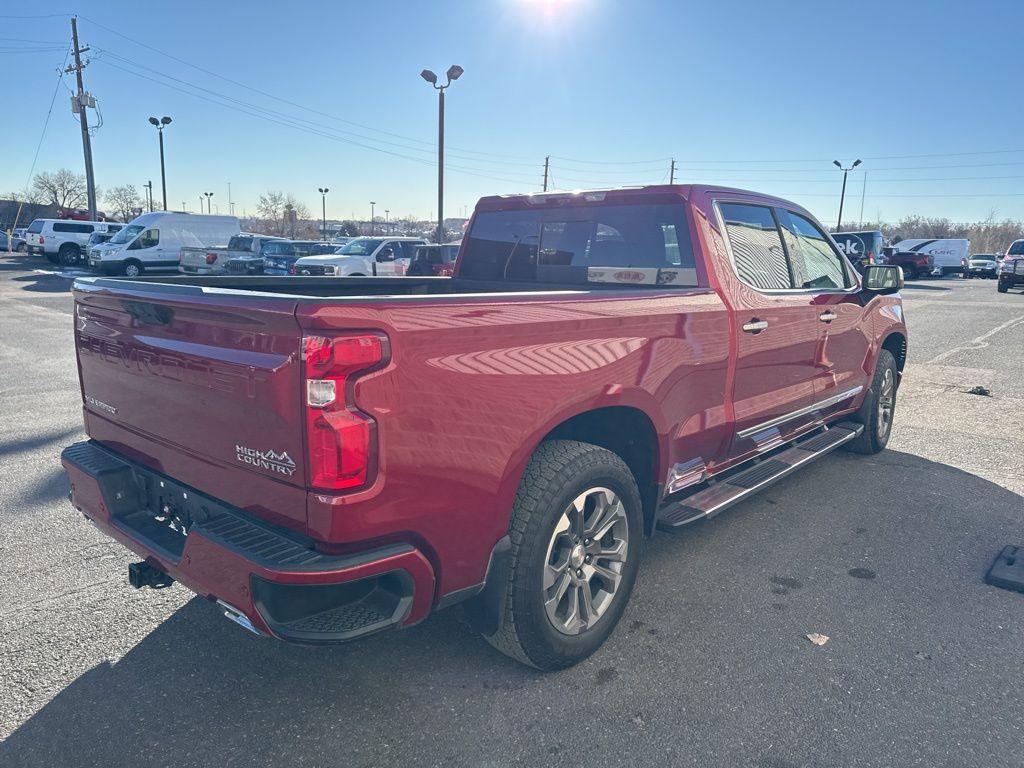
(123, 260), (144, 277)
(485, 440), (643, 670)
(903, 265), (918, 280)
(997, 281), (1009, 293)
(845, 349), (898, 455)
(57, 243), (80, 266)
(16, 242), (26, 253)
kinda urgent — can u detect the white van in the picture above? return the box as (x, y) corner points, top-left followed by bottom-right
(89, 212), (240, 276)
(25, 219), (125, 266)
(891, 238), (970, 276)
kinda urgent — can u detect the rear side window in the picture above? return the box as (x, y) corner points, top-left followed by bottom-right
(784, 212), (849, 289)
(461, 203), (697, 287)
(53, 222), (94, 234)
(28, 220), (44, 234)
(1009, 240), (1024, 256)
(718, 203), (791, 290)
(228, 236), (253, 251)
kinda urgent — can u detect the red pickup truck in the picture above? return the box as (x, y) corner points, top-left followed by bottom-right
(62, 185), (907, 669)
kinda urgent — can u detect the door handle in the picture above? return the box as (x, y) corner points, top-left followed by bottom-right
(742, 319), (768, 334)
(819, 311), (837, 323)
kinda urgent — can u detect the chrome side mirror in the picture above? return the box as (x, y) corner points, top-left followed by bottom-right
(862, 264), (903, 295)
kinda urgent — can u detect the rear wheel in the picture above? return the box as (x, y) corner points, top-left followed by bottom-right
(123, 260), (143, 277)
(485, 440), (643, 670)
(845, 349), (897, 455)
(57, 243), (80, 266)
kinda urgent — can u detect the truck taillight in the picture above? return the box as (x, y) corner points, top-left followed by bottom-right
(39, 235), (44, 244)
(303, 333), (386, 492)
(866, 251), (876, 264)
(206, 252), (218, 265)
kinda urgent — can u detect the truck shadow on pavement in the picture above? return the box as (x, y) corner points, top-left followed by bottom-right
(3, 450), (1023, 767)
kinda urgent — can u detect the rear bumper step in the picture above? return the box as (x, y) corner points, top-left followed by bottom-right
(62, 440), (435, 643)
(656, 421), (863, 531)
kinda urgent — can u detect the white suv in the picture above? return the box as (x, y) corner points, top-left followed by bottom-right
(25, 219), (123, 266)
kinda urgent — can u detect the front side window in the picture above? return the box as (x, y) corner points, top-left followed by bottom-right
(785, 212), (848, 289)
(129, 229), (159, 249)
(718, 203), (791, 290)
(460, 203), (697, 287)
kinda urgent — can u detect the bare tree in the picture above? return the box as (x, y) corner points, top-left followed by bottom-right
(255, 191), (313, 237)
(32, 169), (93, 209)
(104, 185), (143, 222)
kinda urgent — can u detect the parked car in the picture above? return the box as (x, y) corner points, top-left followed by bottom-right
(88, 213), (240, 276)
(964, 254), (999, 279)
(61, 184), (906, 670)
(1, 231), (27, 253)
(85, 230), (120, 260)
(179, 233), (283, 275)
(407, 242), (461, 276)
(25, 219), (123, 266)
(829, 230), (883, 273)
(884, 250), (934, 280)
(889, 238), (969, 276)
(253, 240), (337, 276)
(292, 236), (428, 276)
(997, 254), (1024, 293)
(12, 227), (28, 240)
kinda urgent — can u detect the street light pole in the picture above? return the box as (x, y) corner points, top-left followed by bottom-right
(385, 209), (390, 233)
(204, 192), (214, 215)
(148, 116), (172, 211)
(318, 188), (329, 240)
(832, 159), (861, 232)
(370, 201), (375, 235)
(421, 65), (463, 244)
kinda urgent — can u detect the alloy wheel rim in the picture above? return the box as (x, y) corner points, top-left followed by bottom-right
(878, 368), (895, 437)
(543, 486), (629, 636)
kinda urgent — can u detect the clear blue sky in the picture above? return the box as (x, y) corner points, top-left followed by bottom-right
(3, 0), (1023, 225)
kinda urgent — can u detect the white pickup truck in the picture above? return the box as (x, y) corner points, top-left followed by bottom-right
(291, 236), (427, 276)
(179, 234), (282, 275)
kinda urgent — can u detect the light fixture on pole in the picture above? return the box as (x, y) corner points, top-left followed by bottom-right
(204, 191), (214, 215)
(420, 64), (464, 243)
(318, 187), (329, 240)
(148, 116), (172, 211)
(832, 159), (861, 232)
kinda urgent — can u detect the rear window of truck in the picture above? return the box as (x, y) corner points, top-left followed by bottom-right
(28, 220), (44, 234)
(1008, 241), (1024, 256)
(460, 203), (697, 287)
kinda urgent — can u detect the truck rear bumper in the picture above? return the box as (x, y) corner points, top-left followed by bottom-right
(61, 440), (435, 643)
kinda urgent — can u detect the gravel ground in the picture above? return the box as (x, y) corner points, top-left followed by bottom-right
(1, 256), (1022, 767)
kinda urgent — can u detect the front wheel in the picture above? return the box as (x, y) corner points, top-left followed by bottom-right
(485, 440), (643, 670)
(845, 349), (898, 455)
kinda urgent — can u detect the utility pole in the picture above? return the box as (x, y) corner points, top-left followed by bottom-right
(228, 182), (233, 215)
(198, 195), (204, 214)
(67, 16), (97, 220)
(669, 158), (676, 185)
(859, 172), (867, 225)
(144, 180), (153, 212)
(543, 155), (550, 192)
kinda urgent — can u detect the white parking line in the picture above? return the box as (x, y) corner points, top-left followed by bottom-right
(928, 314), (1024, 363)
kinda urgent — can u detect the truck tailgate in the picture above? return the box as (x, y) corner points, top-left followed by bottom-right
(179, 247), (224, 271)
(73, 279), (309, 532)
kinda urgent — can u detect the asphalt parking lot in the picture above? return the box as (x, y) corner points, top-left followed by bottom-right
(1, 253), (1022, 767)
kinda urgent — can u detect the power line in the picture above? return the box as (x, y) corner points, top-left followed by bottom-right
(79, 14), (536, 164)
